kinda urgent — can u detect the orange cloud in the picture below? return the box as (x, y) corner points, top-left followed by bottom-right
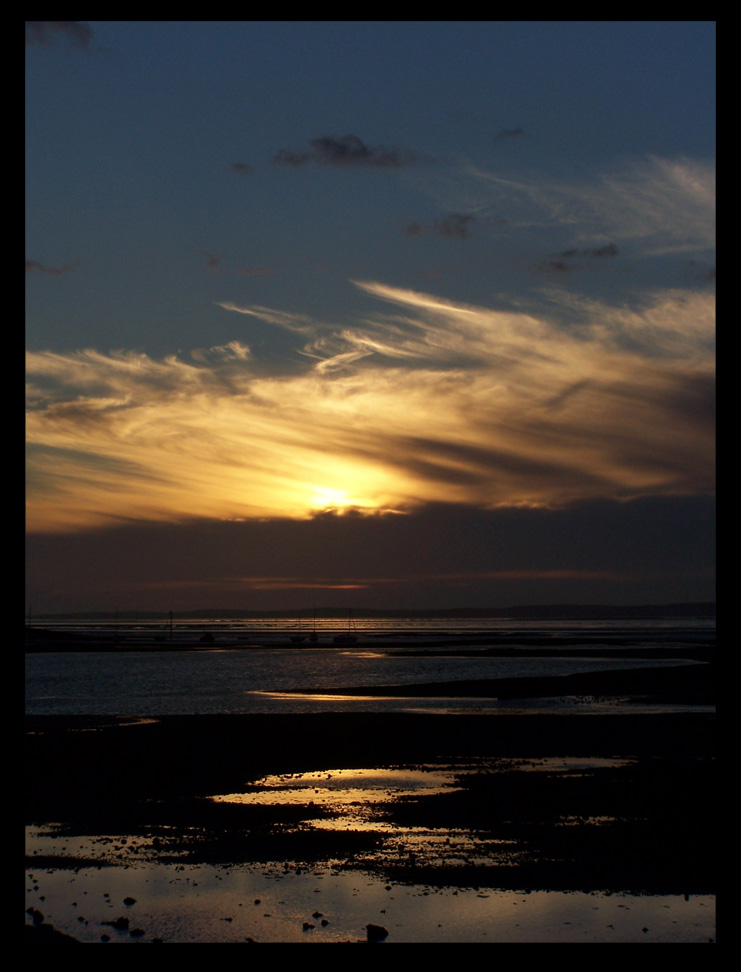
(26, 284), (714, 533)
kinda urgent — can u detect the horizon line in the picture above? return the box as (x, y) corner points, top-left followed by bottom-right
(28, 601), (716, 621)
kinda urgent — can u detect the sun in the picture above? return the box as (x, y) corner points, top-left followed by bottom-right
(309, 486), (358, 512)
(303, 460), (413, 517)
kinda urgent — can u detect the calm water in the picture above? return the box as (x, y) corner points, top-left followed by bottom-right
(25, 614), (714, 643)
(25, 617), (714, 716)
(25, 853), (716, 943)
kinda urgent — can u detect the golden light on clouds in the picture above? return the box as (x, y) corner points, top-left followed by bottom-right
(26, 283), (715, 533)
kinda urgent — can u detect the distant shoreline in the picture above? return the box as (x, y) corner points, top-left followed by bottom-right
(27, 601), (715, 622)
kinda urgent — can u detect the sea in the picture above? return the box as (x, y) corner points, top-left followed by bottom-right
(25, 615), (715, 717)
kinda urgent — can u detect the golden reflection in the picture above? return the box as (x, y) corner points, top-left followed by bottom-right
(254, 691), (396, 703)
(210, 766), (462, 810)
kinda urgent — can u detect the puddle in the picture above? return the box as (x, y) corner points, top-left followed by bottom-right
(209, 758), (634, 813)
(212, 766), (461, 806)
(24, 857), (716, 943)
(26, 756), (715, 942)
(500, 756), (636, 773)
(209, 765), (464, 834)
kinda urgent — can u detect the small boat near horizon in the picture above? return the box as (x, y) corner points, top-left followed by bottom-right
(309, 607), (319, 643)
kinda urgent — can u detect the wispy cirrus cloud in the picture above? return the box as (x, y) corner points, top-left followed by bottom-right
(27, 280), (714, 533)
(216, 301), (316, 334)
(273, 134), (419, 169)
(461, 155), (715, 258)
(190, 340), (251, 364)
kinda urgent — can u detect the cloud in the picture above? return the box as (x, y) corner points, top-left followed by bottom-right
(236, 266), (271, 276)
(530, 242), (620, 275)
(203, 252), (228, 275)
(229, 162), (254, 176)
(203, 255), (270, 277)
(494, 127), (525, 140)
(553, 243), (619, 259)
(25, 21), (93, 48)
(216, 301), (316, 334)
(590, 243), (619, 258)
(26, 259), (77, 276)
(459, 155), (715, 258)
(26, 494), (715, 612)
(529, 259), (577, 275)
(405, 213), (477, 239)
(433, 213), (477, 239)
(273, 134), (418, 168)
(190, 340), (251, 363)
(27, 281), (715, 534)
(686, 261), (715, 282)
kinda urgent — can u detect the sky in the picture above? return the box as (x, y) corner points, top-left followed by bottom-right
(25, 21), (715, 614)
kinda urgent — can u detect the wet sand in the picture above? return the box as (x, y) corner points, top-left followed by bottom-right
(25, 664), (715, 943)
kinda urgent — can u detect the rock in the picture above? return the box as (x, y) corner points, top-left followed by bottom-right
(102, 915), (129, 930)
(123, 896), (137, 906)
(27, 907), (44, 925)
(366, 923), (389, 942)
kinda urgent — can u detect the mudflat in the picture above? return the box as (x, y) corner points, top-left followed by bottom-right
(26, 714), (715, 880)
(25, 662), (715, 942)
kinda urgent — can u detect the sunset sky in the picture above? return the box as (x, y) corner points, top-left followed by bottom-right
(25, 21), (715, 614)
